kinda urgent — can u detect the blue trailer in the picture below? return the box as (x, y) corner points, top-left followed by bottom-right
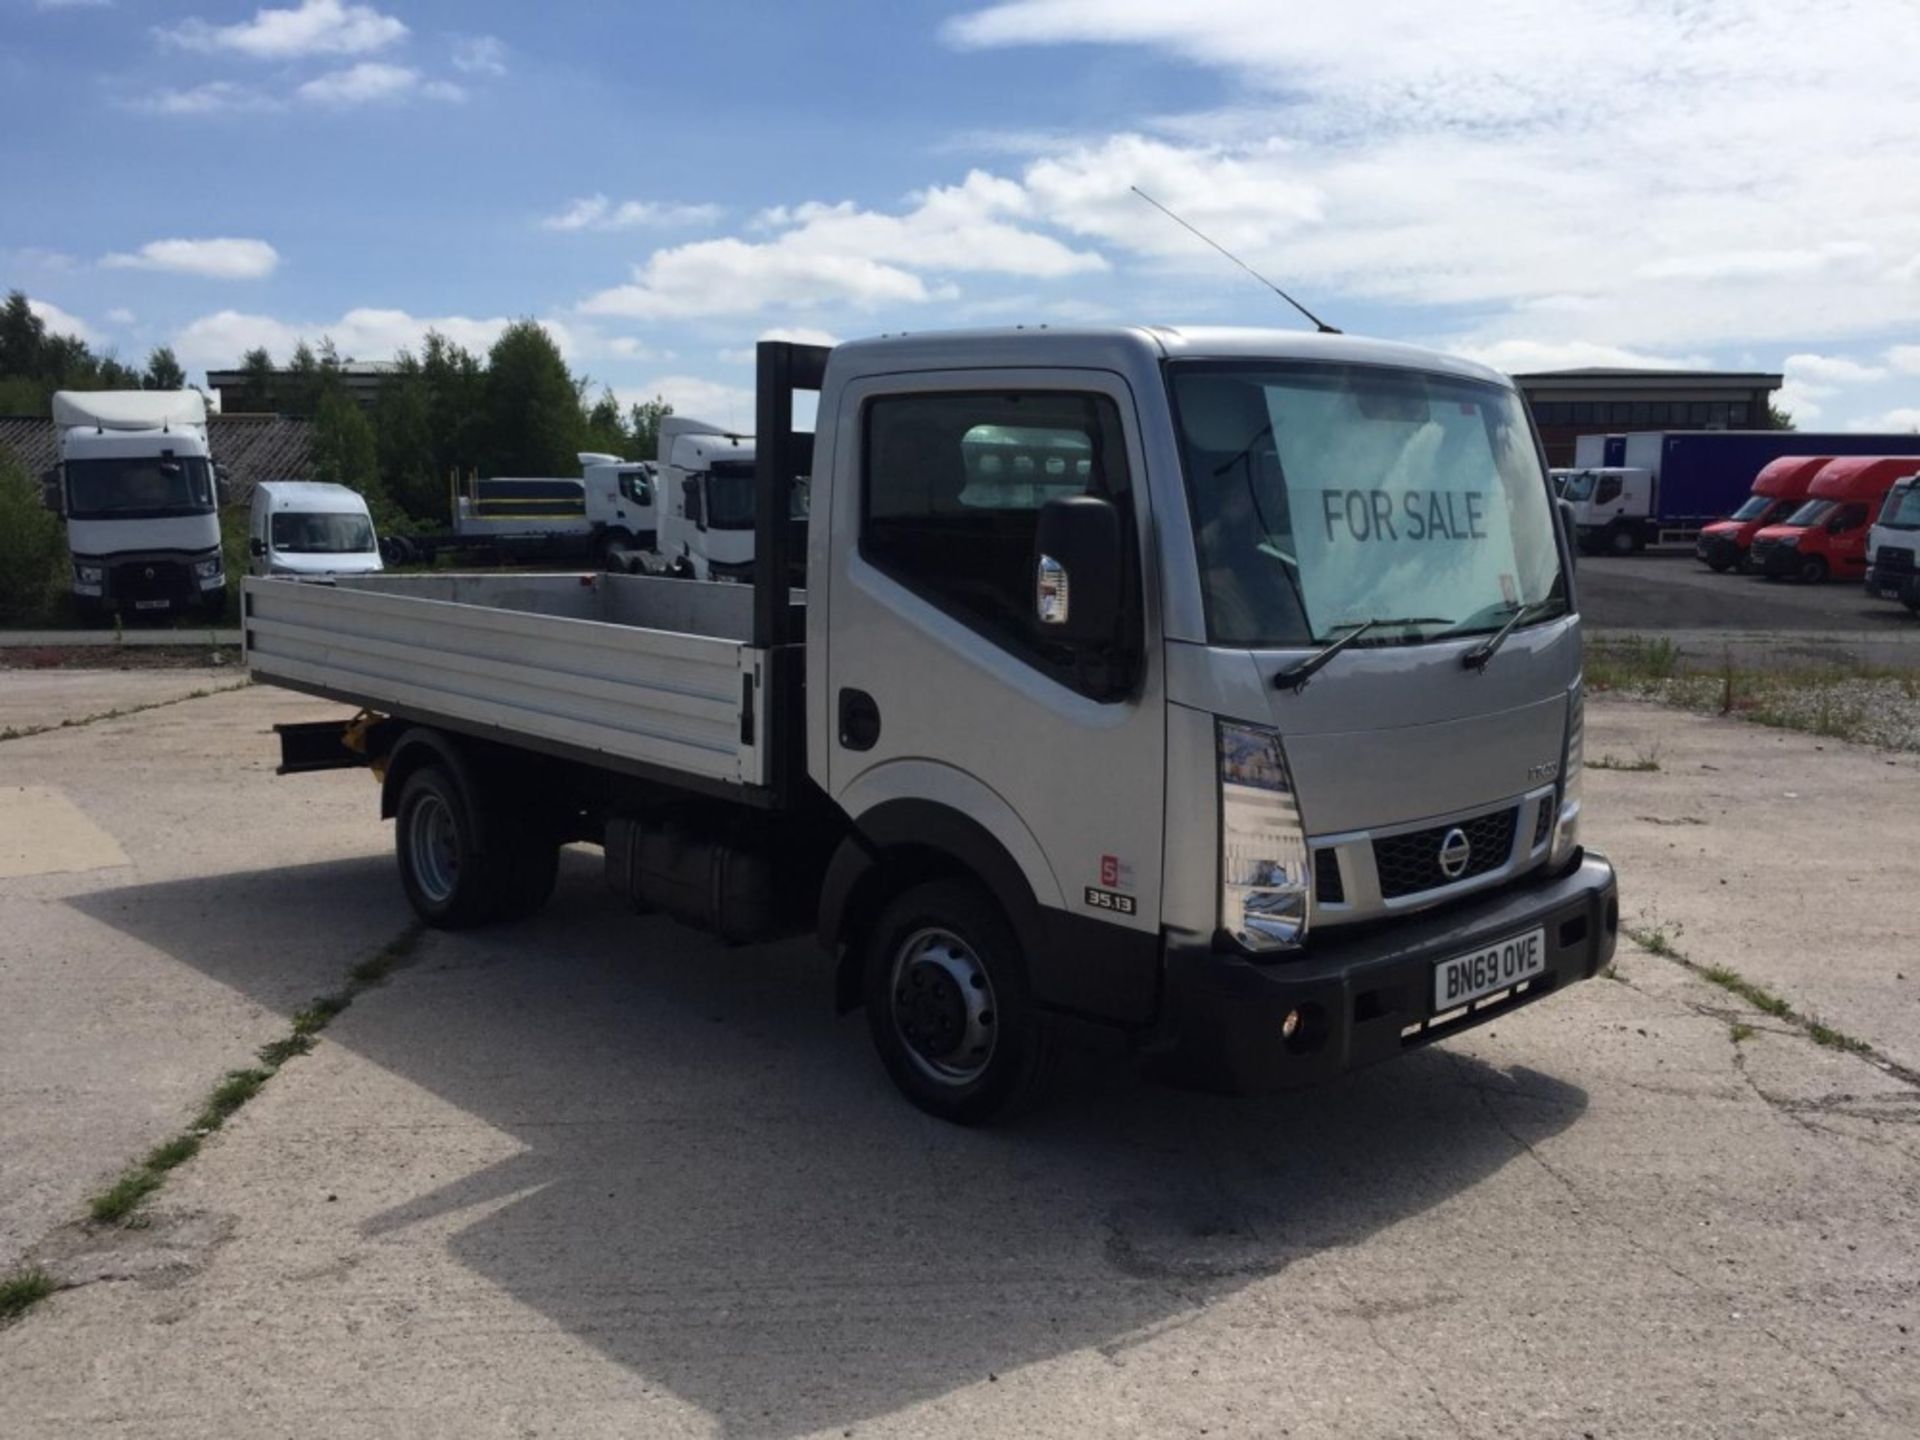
(1565, 430), (1920, 553)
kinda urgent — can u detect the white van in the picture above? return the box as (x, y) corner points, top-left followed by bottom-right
(249, 481), (384, 580)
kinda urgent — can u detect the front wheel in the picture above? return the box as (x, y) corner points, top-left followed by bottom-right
(863, 880), (1055, 1125)
(1607, 526), (1640, 556)
(1705, 556), (1732, 573)
(1797, 554), (1830, 585)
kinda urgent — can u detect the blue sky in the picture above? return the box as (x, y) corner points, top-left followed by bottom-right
(6, 0), (1920, 433)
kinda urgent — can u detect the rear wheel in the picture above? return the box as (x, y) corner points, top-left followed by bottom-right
(1607, 525), (1640, 556)
(863, 880), (1055, 1125)
(1705, 555), (1732, 573)
(395, 764), (559, 927)
(1797, 554), (1830, 585)
(595, 529), (640, 574)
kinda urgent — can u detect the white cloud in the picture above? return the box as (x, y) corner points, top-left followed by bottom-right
(1844, 408), (1920, 433)
(941, 2), (1920, 352)
(27, 298), (95, 344)
(1448, 339), (1708, 376)
(106, 308), (136, 325)
(162, 0), (405, 60)
(1886, 345), (1920, 376)
(619, 376), (757, 431)
(1773, 380), (1826, 425)
(133, 80), (280, 115)
(102, 237), (280, 280)
(451, 34), (507, 76)
(171, 307), (524, 370)
(1783, 353), (1886, 386)
(577, 171), (1100, 320)
(541, 196), (723, 232)
(36, 0), (113, 11)
(717, 327), (841, 364)
(298, 62), (459, 106)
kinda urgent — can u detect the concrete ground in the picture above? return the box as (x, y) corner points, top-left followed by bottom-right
(1, 678), (1916, 1438)
(0, 667), (245, 735)
(1580, 551), (1920, 636)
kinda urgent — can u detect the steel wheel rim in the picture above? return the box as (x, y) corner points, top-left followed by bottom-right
(889, 926), (998, 1087)
(408, 792), (459, 903)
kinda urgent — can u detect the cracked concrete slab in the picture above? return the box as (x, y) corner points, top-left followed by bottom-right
(1, 679), (1916, 1438)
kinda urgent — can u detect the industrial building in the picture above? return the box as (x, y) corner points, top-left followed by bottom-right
(1512, 367), (1785, 466)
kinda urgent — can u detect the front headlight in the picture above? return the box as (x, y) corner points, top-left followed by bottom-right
(195, 557), (223, 579)
(1550, 681), (1583, 868)
(1218, 719), (1311, 952)
(74, 563), (103, 584)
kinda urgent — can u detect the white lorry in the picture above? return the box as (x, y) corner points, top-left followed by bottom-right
(650, 418), (806, 582)
(249, 481), (384, 580)
(406, 453), (656, 568)
(42, 390), (226, 620)
(1865, 474), (1920, 614)
(248, 331), (1618, 1123)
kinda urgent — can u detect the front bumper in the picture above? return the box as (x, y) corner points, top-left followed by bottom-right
(1750, 538), (1801, 577)
(1695, 533), (1742, 569)
(1867, 550), (1917, 604)
(1154, 852), (1618, 1092)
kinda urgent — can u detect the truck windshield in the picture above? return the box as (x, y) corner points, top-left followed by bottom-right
(271, 512), (375, 553)
(65, 456), (215, 521)
(1557, 471), (1597, 502)
(1172, 363), (1566, 647)
(704, 461), (809, 530)
(1878, 484), (1920, 530)
(1730, 495), (1777, 522)
(1783, 499), (1835, 528)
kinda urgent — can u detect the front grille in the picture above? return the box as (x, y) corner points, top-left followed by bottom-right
(111, 561), (193, 606)
(1532, 794), (1556, 847)
(1313, 847), (1345, 904)
(1879, 545), (1915, 575)
(1373, 807), (1517, 899)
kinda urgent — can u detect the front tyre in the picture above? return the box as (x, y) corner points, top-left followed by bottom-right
(1797, 554), (1830, 585)
(1607, 525), (1640, 556)
(863, 880), (1055, 1125)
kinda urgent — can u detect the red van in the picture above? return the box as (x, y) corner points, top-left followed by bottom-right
(1749, 456), (1920, 583)
(1695, 454), (1831, 572)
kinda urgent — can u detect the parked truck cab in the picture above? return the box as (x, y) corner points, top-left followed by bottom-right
(1557, 466), (1653, 554)
(1865, 475), (1920, 613)
(44, 390), (226, 620)
(1695, 454), (1830, 572)
(1749, 455), (1916, 583)
(249, 328), (1618, 1123)
(249, 481), (383, 579)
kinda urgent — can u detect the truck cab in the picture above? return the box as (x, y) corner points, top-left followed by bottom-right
(249, 481), (383, 580)
(654, 419), (807, 582)
(1750, 456), (1914, 583)
(1695, 454), (1830, 572)
(1865, 475), (1920, 613)
(45, 390), (226, 620)
(1557, 466), (1652, 554)
(578, 452), (657, 567)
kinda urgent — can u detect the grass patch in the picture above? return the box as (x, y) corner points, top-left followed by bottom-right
(347, 925), (424, 987)
(0, 1269), (56, 1323)
(1586, 635), (1680, 689)
(1805, 1019), (1872, 1054)
(142, 1134), (201, 1172)
(1698, 963), (1793, 1018)
(88, 1168), (165, 1224)
(291, 994), (349, 1036)
(1586, 749), (1661, 773)
(1729, 1022), (1755, 1044)
(194, 1068), (270, 1132)
(1625, 923), (1681, 959)
(255, 1033), (316, 1068)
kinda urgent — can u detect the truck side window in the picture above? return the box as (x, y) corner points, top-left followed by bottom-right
(1595, 475), (1622, 504)
(862, 390), (1141, 697)
(619, 470), (651, 505)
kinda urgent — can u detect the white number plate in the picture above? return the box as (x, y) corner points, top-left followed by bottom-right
(133, 599), (171, 610)
(1433, 927), (1545, 1011)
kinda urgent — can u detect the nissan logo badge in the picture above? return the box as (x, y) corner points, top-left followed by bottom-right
(1437, 827), (1472, 879)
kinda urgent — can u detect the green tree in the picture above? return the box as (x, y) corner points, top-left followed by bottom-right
(582, 388), (630, 456)
(1765, 401), (1795, 431)
(482, 320), (582, 476)
(374, 356), (440, 523)
(311, 381), (399, 528)
(285, 340), (324, 416)
(420, 331), (486, 482)
(628, 396), (674, 461)
(0, 450), (66, 623)
(143, 345), (187, 391)
(0, 291), (46, 381)
(237, 346), (277, 411)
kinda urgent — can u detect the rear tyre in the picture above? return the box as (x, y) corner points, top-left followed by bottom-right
(1705, 556), (1732, 573)
(494, 818), (561, 921)
(1607, 525), (1639, 556)
(1797, 555), (1829, 585)
(863, 879), (1055, 1125)
(395, 765), (506, 929)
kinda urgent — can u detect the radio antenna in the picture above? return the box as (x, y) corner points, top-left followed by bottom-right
(1129, 185), (1340, 335)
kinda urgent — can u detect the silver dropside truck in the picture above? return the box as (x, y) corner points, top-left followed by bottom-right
(248, 329), (1619, 1123)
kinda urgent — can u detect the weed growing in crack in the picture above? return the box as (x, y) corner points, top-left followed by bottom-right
(1729, 1022), (1756, 1044)
(0, 1269), (56, 1323)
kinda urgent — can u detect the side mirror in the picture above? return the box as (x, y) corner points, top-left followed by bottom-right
(1033, 494), (1121, 644)
(40, 468), (61, 514)
(249, 537), (266, 557)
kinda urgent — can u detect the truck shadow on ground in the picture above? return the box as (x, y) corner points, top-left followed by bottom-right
(72, 854), (1589, 1439)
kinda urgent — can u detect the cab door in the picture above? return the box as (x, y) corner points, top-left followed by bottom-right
(822, 368), (1166, 1022)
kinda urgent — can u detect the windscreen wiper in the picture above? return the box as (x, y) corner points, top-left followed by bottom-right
(1272, 616), (1451, 692)
(1460, 600), (1551, 672)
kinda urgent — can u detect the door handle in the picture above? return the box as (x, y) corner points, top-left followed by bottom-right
(838, 688), (881, 751)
